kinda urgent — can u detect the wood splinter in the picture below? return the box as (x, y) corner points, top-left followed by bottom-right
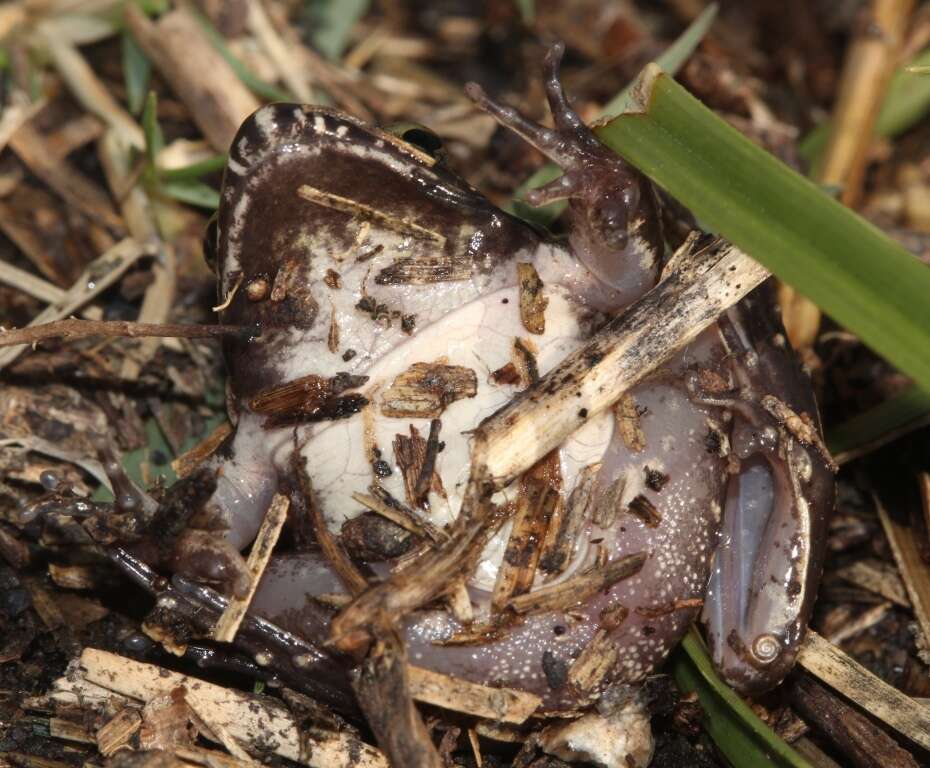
(213, 494), (289, 643)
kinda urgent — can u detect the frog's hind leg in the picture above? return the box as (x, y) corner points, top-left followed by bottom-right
(689, 355), (835, 694)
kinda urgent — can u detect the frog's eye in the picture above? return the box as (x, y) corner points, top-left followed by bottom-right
(385, 122), (444, 158)
(203, 212), (219, 272)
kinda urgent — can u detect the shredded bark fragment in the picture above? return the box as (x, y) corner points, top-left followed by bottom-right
(516, 262), (547, 334)
(508, 552), (647, 614)
(614, 394), (646, 453)
(593, 476), (625, 528)
(96, 707), (143, 756)
(512, 337), (540, 387)
(568, 629), (621, 695)
(380, 361), (478, 419)
(791, 674), (920, 768)
(324, 268), (342, 289)
(250, 372), (369, 427)
(492, 451), (562, 611)
(392, 425), (443, 509)
(0, 318), (247, 349)
(626, 494), (661, 527)
(327, 305), (340, 353)
(172, 421), (233, 479)
(539, 462), (601, 576)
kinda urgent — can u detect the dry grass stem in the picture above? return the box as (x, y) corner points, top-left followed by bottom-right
(37, 20), (144, 150)
(798, 631), (930, 752)
(407, 666), (541, 724)
(875, 492), (930, 653)
(835, 559), (910, 607)
(0, 259), (102, 320)
(246, 0), (315, 102)
(124, 5), (260, 152)
(213, 494), (289, 642)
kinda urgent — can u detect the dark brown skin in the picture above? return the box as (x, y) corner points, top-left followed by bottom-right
(184, 43), (835, 707)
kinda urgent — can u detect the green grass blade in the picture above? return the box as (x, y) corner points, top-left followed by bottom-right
(160, 179), (220, 209)
(160, 153), (227, 182)
(141, 91), (164, 167)
(188, 6), (291, 102)
(601, 3), (718, 117)
(595, 66), (930, 395)
(305, 0), (370, 61)
(121, 30), (151, 115)
(511, 4), (718, 225)
(827, 385), (930, 460)
(800, 46), (930, 167)
(671, 627), (813, 768)
(514, 0), (535, 24)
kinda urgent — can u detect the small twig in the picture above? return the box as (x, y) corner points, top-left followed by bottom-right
(350, 628), (444, 768)
(213, 494), (289, 642)
(0, 238), (148, 371)
(0, 318), (248, 348)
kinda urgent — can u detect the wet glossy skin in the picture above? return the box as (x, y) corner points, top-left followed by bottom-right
(191, 46), (834, 709)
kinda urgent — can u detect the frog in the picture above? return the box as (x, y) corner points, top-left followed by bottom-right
(185, 43), (834, 711)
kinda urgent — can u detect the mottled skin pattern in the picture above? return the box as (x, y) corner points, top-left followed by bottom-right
(187, 45), (834, 710)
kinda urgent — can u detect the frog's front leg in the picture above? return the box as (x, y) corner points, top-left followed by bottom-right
(466, 42), (662, 304)
(694, 300), (836, 693)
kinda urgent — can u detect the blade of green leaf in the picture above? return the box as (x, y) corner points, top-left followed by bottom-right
(514, 0), (535, 24)
(160, 179), (220, 209)
(827, 385), (930, 462)
(511, 3), (718, 225)
(141, 91), (164, 167)
(160, 153), (227, 182)
(92, 418), (176, 502)
(188, 6), (291, 102)
(671, 627), (813, 768)
(122, 30), (151, 116)
(304, 0), (370, 62)
(595, 65), (930, 395)
(800, 46), (930, 168)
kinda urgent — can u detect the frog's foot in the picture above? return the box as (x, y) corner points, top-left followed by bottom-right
(465, 43), (661, 298)
(688, 362), (833, 693)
